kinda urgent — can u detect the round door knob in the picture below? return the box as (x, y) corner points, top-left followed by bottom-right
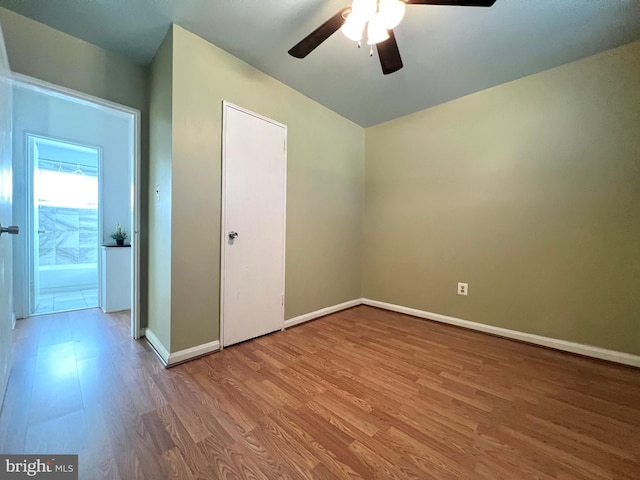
(228, 231), (239, 240)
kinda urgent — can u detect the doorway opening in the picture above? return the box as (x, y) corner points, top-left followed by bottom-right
(29, 135), (100, 314)
(12, 74), (142, 338)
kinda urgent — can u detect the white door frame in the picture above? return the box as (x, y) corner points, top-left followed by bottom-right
(26, 133), (103, 315)
(27, 136), (40, 314)
(220, 101), (287, 349)
(12, 72), (143, 339)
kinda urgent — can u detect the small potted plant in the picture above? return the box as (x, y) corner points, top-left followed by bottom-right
(110, 223), (128, 246)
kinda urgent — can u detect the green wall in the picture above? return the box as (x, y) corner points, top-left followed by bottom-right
(364, 40), (640, 355)
(4, 7), (637, 357)
(0, 8), (147, 112)
(147, 29), (173, 350)
(0, 8), (151, 326)
(152, 26), (364, 353)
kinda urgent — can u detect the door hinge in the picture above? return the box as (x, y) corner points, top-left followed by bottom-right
(281, 294), (284, 306)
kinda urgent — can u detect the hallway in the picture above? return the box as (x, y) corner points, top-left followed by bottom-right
(0, 308), (150, 477)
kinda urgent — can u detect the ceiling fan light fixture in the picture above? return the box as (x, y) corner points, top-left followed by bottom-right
(379, 0), (406, 29)
(350, 0), (377, 22)
(289, 0), (497, 75)
(367, 14), (390, 45)
(341, 14), (366, 42)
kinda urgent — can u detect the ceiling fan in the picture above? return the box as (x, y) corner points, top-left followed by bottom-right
(288, 0), (497, 75)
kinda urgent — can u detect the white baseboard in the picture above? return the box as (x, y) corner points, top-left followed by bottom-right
(144, 328), (170, 365)
(362, 298), (640, 368)
(284, 299), (361, 329)
(142, 328), (220, 367)
(140, 327), (146, 337)
(147, 298), (639, 368)
(144, 328), (220, 367)
(10, 312), (16, 330)
(167, 340), (220, 366)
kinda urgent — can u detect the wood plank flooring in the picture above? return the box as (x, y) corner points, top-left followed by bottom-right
(1, 305), (639, 479)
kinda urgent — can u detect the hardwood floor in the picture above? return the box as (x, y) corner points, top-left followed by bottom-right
(1, 306), (639, 479)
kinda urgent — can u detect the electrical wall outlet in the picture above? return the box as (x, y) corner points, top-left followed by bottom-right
(457, 282), (468, 296)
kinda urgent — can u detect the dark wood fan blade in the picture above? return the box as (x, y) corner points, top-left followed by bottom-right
(288, 7), (350, 58)
(376, 30), (403, 75)
(406, 0), (496, 6)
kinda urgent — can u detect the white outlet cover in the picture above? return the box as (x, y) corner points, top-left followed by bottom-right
(458, 283), (468, 296)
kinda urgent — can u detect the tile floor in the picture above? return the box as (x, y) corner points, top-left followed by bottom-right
(34, 288), (98, 314)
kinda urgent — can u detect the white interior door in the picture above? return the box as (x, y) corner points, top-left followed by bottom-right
(29, 137), (39, 312)
(0, 21), (15, 406)
(222, 103), (286, 347)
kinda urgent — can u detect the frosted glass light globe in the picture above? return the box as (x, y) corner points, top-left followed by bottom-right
(341, 14), (366, 42)
(367, 14), (390, 45)
(379, 0), (406, 29)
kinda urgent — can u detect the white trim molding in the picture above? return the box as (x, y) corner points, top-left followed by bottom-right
(167, 341), (220, 366)
(284, 299), (361, 329)
(362, 299), (640, 368)
(144, 328), (170, 366)
(144, 328), (220, 367)
(11, 72), (139, 116)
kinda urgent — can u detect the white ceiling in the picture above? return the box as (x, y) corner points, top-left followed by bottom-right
(2, 0), (640, 127)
